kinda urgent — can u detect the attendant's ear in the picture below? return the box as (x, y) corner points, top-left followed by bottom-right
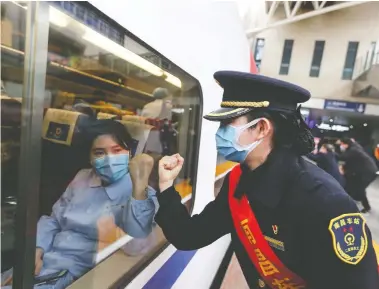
(255, 118), (272, 139)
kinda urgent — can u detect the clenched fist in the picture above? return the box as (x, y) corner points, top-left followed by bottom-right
(129, 153), (154, 200)
(159, 154), (184, 192)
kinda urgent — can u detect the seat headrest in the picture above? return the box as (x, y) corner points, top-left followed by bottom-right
(118, 120), (153, 155)
(42, 108), (82, 146)
(97, 112), (118, 120)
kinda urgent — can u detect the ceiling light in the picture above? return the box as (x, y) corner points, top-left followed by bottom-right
(363, 123), (368, 127)
(350, 125), (354, 129)
(329, 119), (333, 122)
(162, 72), (182, 88)
(49, 6), (69, 27)
(82, 28), (182, 88)
(83, 29), (163, 76)
(318, 123), (349, 132)
(12, 3), (182, 88)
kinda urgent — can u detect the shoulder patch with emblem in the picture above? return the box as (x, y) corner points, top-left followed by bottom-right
(328, 213), (368, 265)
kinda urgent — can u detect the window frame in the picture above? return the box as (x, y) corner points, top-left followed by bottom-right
(11, 2), (50, 288)
(279, 39), (294, 75)
(309, 40), (325, 78)
(7, 1), (204, 288)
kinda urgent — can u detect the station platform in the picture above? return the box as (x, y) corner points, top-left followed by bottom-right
(220, 177), (379, 289)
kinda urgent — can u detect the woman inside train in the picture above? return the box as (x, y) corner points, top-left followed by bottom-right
(1, 119), (158, 289)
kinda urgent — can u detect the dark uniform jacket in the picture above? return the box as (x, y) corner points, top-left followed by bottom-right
(155, 149), (379, 289)
(341, 143), (377, 178)
(308, 152), (345, 187)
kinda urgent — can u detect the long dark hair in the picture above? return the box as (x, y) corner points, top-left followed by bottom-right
(245, 107), (315, 155)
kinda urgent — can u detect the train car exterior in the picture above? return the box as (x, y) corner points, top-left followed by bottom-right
(1, 0), (250, 288)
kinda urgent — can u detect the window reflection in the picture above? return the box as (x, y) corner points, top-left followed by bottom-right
(1, 2), (200, 288)
(1, 2), (200, 286)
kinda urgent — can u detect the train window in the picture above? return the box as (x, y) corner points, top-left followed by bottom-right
(2, 2), (201, 288)
(1, 0), (27, 280)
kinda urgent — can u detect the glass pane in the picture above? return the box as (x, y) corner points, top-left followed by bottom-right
(31, 2), (201, 288)
(279, 40), (293, 75)
(342, 41), (359, 80)
(1, 1), (27, 286)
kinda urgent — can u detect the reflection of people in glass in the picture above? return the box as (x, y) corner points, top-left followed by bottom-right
(141, 87), (173, 120)
(71, 100), (96, 118)
(141, 88), (177, 156)
(1, 120), (158, 289)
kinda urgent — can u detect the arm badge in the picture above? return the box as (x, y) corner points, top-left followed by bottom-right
(328, 213), (368, 265)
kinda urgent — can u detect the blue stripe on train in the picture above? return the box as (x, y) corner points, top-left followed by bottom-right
(142, 249), (197, 289)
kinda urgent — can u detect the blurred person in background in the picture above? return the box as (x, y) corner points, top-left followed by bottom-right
(340, 138), (378, 213)
(141, 87), (173, 120)
(308, 143), (345, 187)
(71, 100), (96, 118)
(375, 144), (379, 162)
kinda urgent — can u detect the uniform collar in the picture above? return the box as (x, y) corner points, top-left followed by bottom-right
(235, 148), (298, 208)
(89, 170), (132, 200)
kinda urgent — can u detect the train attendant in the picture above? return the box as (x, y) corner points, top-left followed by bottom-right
(155, 71), (379, 289)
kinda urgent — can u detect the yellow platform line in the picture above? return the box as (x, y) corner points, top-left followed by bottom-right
(373, 240), (379, 265)
(175, 179), (192, 199)
(215, 161), (238, 177)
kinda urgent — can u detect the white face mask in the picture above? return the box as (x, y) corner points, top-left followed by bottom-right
(229, 118), (264, 151)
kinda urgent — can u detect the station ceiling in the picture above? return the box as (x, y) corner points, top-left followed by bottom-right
(236, 1), (370, 38)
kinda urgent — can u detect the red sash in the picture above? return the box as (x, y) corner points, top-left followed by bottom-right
(228, 165), (307, 289)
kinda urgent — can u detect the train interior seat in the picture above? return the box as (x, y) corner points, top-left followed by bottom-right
(97, 112), (119, 120)
(39, 108), (93, 216)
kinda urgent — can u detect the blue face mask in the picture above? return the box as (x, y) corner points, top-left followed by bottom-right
(93, 154), (129, 184)
(216, 118), (263, 163)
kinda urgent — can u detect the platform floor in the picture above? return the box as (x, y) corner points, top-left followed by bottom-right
(220, 177), (379, 288)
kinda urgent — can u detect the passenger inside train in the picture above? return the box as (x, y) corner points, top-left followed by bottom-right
(2, 119), (158, 288)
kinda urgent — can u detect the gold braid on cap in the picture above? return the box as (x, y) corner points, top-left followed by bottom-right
(206, 108), (246, 117)
(221, 101), (270, 108)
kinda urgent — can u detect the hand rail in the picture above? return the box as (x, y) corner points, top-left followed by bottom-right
(353, 51), (379, 79)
